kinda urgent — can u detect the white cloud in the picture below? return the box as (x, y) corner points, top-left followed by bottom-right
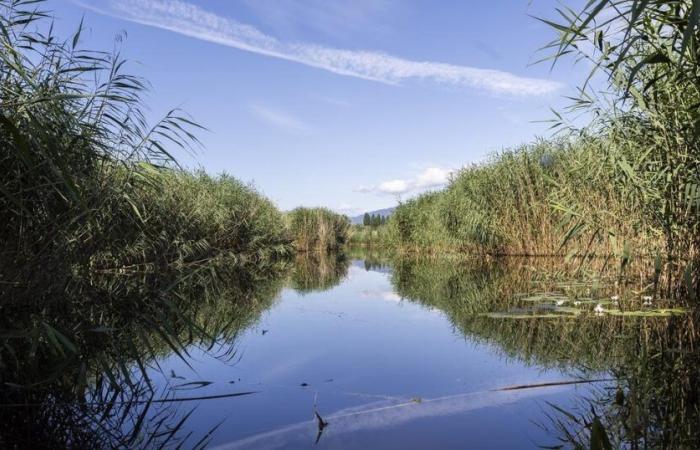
(415, 167), (452, 189)
(248, 104), (311, 134)
(357, 166), (454, 196)
(79, 0), (564, 96)
(377, 179), (410, 194)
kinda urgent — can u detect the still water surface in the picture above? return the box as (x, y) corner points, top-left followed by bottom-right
(143, 257), (599, 449)
(4, 251), (697, 448)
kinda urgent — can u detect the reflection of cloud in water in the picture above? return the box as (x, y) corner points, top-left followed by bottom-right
(345, 265), (365, 280)
(257, 352), (321, 382)
(212, 386), (567, 449)
(360, 289), (403, 303)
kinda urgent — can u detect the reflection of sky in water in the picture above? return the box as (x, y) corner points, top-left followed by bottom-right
(146, 259), (596, 449)
(214, 386), (581, 449)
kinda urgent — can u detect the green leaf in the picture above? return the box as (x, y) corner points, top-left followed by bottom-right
(679, 0), (700, 64)
(590, 416), (612, 450)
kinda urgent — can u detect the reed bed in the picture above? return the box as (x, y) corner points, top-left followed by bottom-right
(0, 3), (339, 441)
(359, 0), (700, 300)
(373, 138), (649, 256)
(348, 223), (393, 247)
(286, 207), (350, 252)
(0, 0), (295, 300)
(89, 168), (292, 273)
(541, 0), (699, 299)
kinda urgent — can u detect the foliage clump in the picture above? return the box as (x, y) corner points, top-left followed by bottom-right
(287, 207), (350, 252)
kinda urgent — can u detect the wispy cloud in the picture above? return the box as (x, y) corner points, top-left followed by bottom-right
(248, 104), (312, 135)
(357, 167), (454, 196)
(77, 0), (564, 96)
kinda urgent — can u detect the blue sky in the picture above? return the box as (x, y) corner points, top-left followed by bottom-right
(53, 0), (584, 215)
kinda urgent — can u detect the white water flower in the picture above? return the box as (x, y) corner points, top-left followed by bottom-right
(610, 295), (620, 301)
(556, 299), (566, 306)
(573, 301), (581, 306)
(642, 295), (653, 307)
(594, 304), (605, 314)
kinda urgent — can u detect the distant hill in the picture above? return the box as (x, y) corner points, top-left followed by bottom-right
(350, 207), (395, 225)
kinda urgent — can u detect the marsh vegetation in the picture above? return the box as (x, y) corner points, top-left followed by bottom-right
(387, 252), (700, 449)
(287, 207), (350, 252)
(351, 1), (700, 303)
(3, 249), (697, 448)
(0, 3), (347, 446)
(1, 0), (700, 448)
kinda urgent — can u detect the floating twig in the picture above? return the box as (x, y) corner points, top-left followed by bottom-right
(493, 379), (614, 391)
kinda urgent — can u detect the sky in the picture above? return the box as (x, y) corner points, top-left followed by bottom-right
(51, 0), (585, 215)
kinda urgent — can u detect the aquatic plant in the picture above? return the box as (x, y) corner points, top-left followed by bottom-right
(348, 223), (392, 247)
(540, 0), (700, 300)
(352, 1), (700, 302)
(380, 139), (647, 257)
(287, 207), (350, 252)
(0, 2), (294, 445)
(0, 0), (294, 293)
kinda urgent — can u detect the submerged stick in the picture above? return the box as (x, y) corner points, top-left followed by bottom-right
(313, 392), (329, 444)
(493, 378), (614, 392)
(148, 390), (259, 403)
(0, 391), (260, 407)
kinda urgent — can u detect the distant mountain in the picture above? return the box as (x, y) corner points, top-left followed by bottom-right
(350, 207), (395, 225)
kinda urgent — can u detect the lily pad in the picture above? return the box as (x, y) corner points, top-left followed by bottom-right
(484, 311), (579, 319)
(519, 293), (569, 302)
(606, 308), (687, 317)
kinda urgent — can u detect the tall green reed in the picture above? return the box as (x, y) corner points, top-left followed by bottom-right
(382, 139), (646, 257)
(540, 0), (700, 299)
(0, 0), (294, 424)
(287, 207), (350, 252)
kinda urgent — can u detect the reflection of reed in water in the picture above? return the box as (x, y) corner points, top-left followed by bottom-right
(383, 251), (700, 449)
(0, 259), (289, 448)
(539, 312), (700, 449)
(288, 252), (350, 294)
(388, 254), (690, 367)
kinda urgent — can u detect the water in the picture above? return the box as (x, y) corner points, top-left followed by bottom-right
(2, 251), (698, 448)
(129, 257), (600, 449)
